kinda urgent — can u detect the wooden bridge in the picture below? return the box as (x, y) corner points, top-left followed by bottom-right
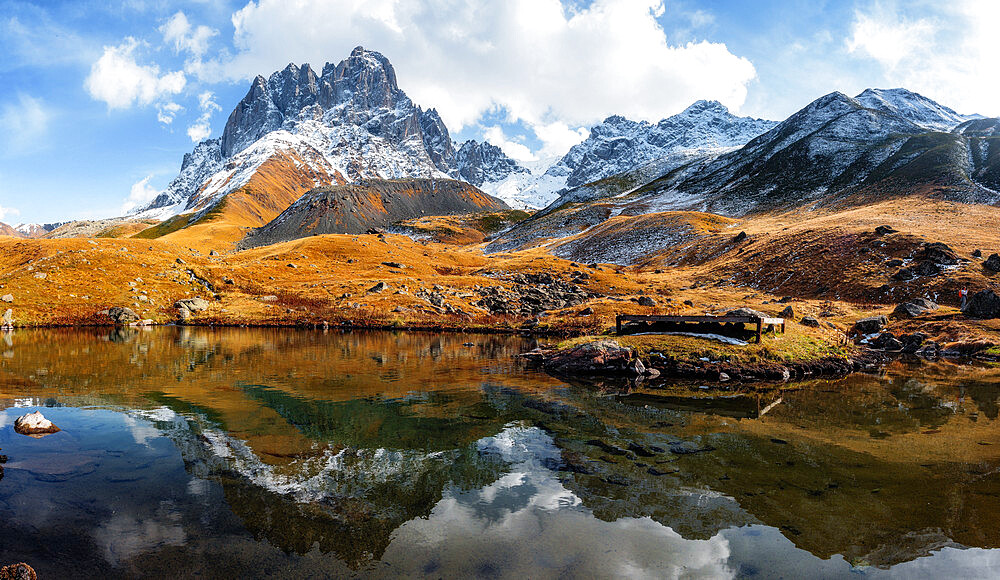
(615, 314), (786, 343)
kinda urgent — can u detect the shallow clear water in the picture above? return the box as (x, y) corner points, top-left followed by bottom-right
(1, 327), (999, 578)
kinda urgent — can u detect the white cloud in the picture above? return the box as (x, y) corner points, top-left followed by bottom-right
(122, 175), (161, 214)
(160, 11), (218, 58)
(846, 3), (935, 69)
(85, 38), (186, 110)
(157, 102), (183, 125)
(483, 126), (536, 162)
(0, 204), (20, 222)
(847, 0), (1000, 116)
(529, 120), (590, 159)
(215, 0), (757, 156)
(0, 93), (51, 155)
(186, 91), (221, 142)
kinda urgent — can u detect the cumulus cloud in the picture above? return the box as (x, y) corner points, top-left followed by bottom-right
(217, 0), (757, 156)
(85, 38), (186, 110)
(847, 0), (999, 116)
(483, 126), (536, 162)
(160, 11), (218, 58)
(122, 175), (161, 214)
(157, 102), (183, 125)
(186, 91), (222, 142)
(0, 93), (51, 155)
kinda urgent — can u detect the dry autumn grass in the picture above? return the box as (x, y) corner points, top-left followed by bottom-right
(1, 193), (998, 361)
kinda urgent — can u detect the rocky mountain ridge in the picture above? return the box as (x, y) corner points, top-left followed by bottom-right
(491, 89), (999, 259)
(136, 47), (527, 221)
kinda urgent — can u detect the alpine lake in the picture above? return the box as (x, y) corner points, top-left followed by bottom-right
(1, 327), (999, 578)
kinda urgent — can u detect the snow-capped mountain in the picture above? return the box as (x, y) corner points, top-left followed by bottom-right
(492, 89), (998, 256)
(12, 222), (66, 238)
(491, 101), (777, 208)
(854, 88), (979, 132)
(135, 47), (527, 221)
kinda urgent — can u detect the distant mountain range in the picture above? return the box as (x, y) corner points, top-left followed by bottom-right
(130, 47), (779, 229)
(114, 46), (992, 253)
(490, 87), (995, 260)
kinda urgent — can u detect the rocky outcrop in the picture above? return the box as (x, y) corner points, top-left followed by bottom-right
(107, 306), (139, 325)
(453, 140), (529, 186)
(854, 315), (888, 335)
(475, 273), (595, 316)
(962, 289), (1000, 319)
(892, 298), (938, 319)
(538, 340), (635, 376)
(984, 253), (1000, 272)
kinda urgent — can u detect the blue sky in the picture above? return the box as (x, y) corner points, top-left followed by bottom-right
(0, 0), (995, 225)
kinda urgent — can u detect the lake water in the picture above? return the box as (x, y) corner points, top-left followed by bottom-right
(1, 327), (999, 578)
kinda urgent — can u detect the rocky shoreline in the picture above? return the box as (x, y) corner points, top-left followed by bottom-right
(520, 338), (891, 385)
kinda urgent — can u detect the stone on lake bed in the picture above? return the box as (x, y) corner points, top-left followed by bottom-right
(13, 411), (60, 437)
(0, 562), (37, 580)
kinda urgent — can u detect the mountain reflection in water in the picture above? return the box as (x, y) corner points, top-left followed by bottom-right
(0, 327), (999, 578)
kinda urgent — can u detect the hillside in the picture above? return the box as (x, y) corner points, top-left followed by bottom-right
(241, 178), (506, 247)
(492, 90), (1000, 257)
(0, 221), (25, 238)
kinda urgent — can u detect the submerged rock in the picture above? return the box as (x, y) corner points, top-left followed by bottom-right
(13, 412), (60, 436)
(0, 562), (36, 580)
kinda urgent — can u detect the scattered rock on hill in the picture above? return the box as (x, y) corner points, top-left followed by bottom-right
(854, 315), (888, 335)
(885, 259), (903, 268)
(912, 261), (941, 276)
(728, 307), (767, 318)
(892, 299), (937, 318)
(962, 289), (1000, 319)
(973, 249), (983, 258)
(900, 333), (927, 354)
(14, 411), (60, 436)
(800, 316), (820, 327)
(984, 253), (1000, 272)
(175, 298), (209, 312)
(779, 305), (794, 318)
(368, 281), (389, 294)
(918, 242), (959, 265)
(1, 309), (12, 329)
(0, 294), (11, 303)
(874, 225), (897, 235)
(107, 306), (139, 325)
(637, 296), (656, 307)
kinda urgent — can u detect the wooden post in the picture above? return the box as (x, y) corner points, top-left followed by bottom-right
(756, 318), (763, 343)
(616, 315), (622, 335)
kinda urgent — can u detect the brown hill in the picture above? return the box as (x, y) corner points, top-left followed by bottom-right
(240, 178), (507, 248)
(0, 221), (24, 238)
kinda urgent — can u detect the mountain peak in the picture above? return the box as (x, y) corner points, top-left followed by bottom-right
(854, 87), (974, 131)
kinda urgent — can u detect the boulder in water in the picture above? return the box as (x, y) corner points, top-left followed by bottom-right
(13, 412), (60, 436)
